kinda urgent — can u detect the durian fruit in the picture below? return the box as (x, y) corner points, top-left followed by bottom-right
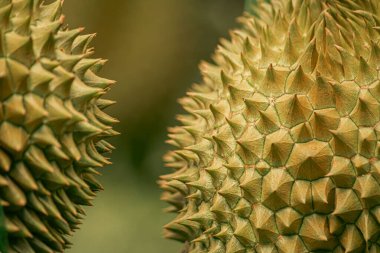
(160, 0), (380, 252)
(0, 0), (117, 252)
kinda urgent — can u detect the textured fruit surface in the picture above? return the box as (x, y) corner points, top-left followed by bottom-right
(160, 0), (380, 252)
(0, 0), (117, 252)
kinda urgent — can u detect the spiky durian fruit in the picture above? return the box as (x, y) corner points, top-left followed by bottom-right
(160, 0), (380, 252)
(0, 0), (117, 252)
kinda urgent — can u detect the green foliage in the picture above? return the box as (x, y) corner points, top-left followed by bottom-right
(0, 206), (7, 253)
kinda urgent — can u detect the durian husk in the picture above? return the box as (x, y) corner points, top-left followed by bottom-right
(0, 0), (117, 252)
(161, 0), (380, 252)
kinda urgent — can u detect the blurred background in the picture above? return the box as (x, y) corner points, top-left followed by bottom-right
(62, 1), (244, 252)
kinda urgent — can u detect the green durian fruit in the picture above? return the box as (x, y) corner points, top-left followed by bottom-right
(0, 0), (117, 252)
(161, 0), (380, 252)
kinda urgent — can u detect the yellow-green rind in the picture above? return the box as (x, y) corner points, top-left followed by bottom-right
(161, 0), (380, 252)
(0, 0), (117, 252)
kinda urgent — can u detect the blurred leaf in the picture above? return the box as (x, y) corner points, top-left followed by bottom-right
(244, 0), (257, 15)
(0, 205), (7, 253)
(245, 0), (257, 12)
(63, 0), (244, 252)
(245, 0), (271, 15)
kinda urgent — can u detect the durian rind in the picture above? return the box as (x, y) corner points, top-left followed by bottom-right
(161, 0), (380, 252)
(0, 0), (116, 252)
